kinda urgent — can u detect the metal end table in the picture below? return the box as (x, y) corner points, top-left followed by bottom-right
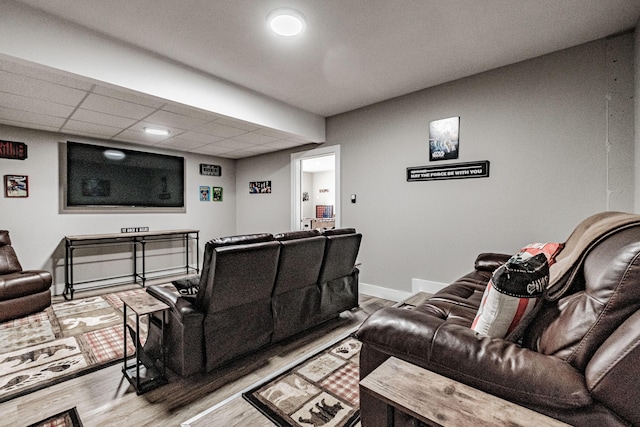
(121, 292), (169, 394)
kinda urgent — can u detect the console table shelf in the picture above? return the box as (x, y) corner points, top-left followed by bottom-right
(64, 229), (199, 300)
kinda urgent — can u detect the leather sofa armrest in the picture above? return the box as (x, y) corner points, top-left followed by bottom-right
(357, 307), (591, 410)
(586, 310), (640, 426)
(474, 252), (511, 271)
(146, 285), (203, 320)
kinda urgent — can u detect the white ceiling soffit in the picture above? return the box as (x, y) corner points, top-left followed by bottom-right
(0, 0), (639, 158)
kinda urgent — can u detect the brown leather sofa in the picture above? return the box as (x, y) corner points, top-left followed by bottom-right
(144, 228), (362, 376)
(0, 230), (52, 322)
(356, 212), (640, 426)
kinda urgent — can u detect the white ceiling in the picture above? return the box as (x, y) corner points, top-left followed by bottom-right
(1, 0), (640, 158)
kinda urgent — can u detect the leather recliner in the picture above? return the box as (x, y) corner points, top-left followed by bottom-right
(145, 228), (362, 377)
(0, 230), (52, 322)
(356, 212), (640, 426)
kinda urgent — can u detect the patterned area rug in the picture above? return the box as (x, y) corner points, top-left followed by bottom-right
(0, 288), (149, 403)
(27, 407), (83, 427)
(243, 336), (362, 427)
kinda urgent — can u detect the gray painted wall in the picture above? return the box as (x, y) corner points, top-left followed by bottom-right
(236, 33), (635, 293)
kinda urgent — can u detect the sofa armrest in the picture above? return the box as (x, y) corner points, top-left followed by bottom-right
(146, 285), (203, 320)
(356, 307), (591, 409)
(586, 310), (640, 425)
(474, 252), (511, 272)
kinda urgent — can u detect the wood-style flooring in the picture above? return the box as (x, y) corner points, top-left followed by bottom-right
(0, 286), (400, 427)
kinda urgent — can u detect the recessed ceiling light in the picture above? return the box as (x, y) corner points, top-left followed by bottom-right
(144, 127), (170, 136)
(268, 8), (306, 37)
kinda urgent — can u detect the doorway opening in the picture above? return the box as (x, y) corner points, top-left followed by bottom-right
(291, 145), (340, 231)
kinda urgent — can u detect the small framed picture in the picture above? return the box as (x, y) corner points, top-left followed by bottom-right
(250, 181), (271, 194)
(199, 186), (210, 201)
(212, 187), (223, 202)
(4, 175), (28, 198)
(429, 116), (460, 161)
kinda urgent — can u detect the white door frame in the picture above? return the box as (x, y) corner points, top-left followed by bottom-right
(291, 145), (341, 231)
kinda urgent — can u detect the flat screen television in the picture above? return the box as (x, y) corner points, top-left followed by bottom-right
(65, 141), (185, 209)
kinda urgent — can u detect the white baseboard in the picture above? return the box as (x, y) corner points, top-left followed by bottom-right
(359, 282), (411, 302)
(411, 278), (448, 295)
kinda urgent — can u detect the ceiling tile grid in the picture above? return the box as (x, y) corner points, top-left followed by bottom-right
(0, 58), (312, 158)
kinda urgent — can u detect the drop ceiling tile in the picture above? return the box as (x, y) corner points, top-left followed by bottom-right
(63, 120), (122, 138)
(190, 144), (235, 155)
(0, 118), (61, 133)
(261, 139), (306, 150)
(144, 109), (208, 129)
(0, 71), (88, 107)
(157, 137), (208, 150)
(222, 150), (257, 159)
(213, 116), (260, 132)
(0, 92), (75, 118)
(178, 131), (225, 144)
(252, 127), (292, 139)
(71, 108), (138, 129)
(0, 106), (66, 128)
(192, 121), (248, 138)
(287, 135), (311, 144)
(80, 93), (156, 119)
(161, 103), (221, 121)
(0, 59), (94, 91)
(232, 132), (279, 145)
(213, 139), (255, 149)
(93, 85), (165, 109)
(244, 144), (278, 154)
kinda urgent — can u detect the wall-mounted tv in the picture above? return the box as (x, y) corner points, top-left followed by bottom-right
(65, 141), (185, 209)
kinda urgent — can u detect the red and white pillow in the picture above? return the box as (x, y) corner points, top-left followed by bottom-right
(471, 243), (563, 338)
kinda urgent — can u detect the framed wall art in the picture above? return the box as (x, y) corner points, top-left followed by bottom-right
(4, 174), (28, 197)
(250, 181), (271, 193)
(212, 187), (223, 202)
(429, 116), (460, 161)
(199, 186), (210, 201)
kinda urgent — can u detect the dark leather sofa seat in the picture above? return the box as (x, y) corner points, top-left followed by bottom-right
(356, 213), (640, 426)
(145, 228), (362, 377)
(0, 230), (52, 322)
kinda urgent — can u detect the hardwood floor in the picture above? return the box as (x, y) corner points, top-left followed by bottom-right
(0, 290), (396, 427)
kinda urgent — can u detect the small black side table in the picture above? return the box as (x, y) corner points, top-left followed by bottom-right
(121, 292), (169, 394)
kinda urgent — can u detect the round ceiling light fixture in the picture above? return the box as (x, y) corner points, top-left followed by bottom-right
(268, 8), (306, 37)
(144, 127), (170, 136)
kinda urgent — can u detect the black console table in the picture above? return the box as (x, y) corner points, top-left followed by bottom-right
(64, 229), (199, 300)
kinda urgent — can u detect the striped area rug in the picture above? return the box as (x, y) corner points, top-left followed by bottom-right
(0, 288), (151, 403)
(243, 336), (362, 427)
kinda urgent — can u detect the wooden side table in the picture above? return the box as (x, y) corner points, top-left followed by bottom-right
(121, 292), (169, 394)
(359, 357), (571, 427)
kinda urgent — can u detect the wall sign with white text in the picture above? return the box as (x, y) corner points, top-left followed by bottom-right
(407, 161), (490, 182)
(200, 164), (221, 176)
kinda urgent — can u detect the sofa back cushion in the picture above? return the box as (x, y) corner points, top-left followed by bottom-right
(529, 226), (640, 371)
(0, 230), (22, 274)
(273, 234), (325, 295)
(318, 231), (362, 283)
(196, 233), (274, 308)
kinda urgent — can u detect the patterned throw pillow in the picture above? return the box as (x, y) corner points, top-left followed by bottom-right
(471, 243), (563, 338)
